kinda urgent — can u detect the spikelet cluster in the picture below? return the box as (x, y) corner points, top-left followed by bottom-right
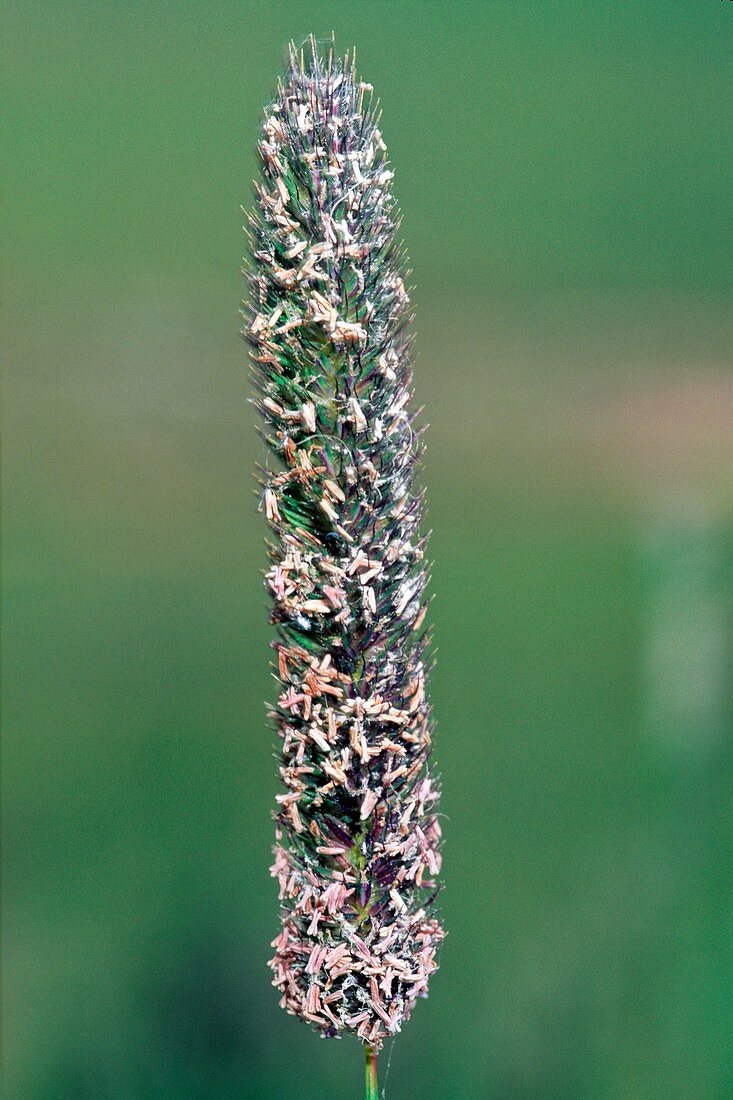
(244, 38), (443, 1048)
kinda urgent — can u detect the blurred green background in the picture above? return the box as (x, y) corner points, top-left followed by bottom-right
(4, 2), (733, 1096)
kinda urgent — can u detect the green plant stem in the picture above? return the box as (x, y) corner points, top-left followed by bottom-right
(365, 1044), (378, 1100)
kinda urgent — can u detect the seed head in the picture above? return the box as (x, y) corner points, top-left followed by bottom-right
(244, 36), (444, 1048)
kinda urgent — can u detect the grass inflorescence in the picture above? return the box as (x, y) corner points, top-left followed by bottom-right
(244, 36), (444, 1053)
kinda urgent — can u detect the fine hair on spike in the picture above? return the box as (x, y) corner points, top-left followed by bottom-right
(243, 35), (444, 1051)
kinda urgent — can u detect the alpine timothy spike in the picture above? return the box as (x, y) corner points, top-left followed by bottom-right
(244, 36), (443, 1050)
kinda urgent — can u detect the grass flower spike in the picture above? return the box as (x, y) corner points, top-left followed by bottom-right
(244, 36), (444, 1081)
